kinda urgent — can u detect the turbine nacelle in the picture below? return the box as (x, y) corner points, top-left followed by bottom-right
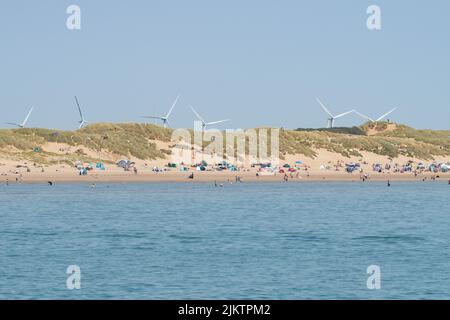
(75, 96), (89, 129)
(143, 95), (179, 128)
(316, 98), (354, 128)
(6, 107), (34, 128)
(189, 106), (230, 131)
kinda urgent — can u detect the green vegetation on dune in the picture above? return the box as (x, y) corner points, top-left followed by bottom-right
(1, 123), (450, 163)
(290, 123), (450, 159)
(0, 123), (172, 163)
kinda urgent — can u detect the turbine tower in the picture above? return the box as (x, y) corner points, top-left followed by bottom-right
(354, 107), (397, 123)
(75, 96), (89, 129)
(6, 107), (34, 128)
(190, 106), (230, 131)
(142, 95), (179, 128)
(316, 98), (354, 128)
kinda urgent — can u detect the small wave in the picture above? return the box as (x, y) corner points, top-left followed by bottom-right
(352, 235), (425, 243)
(277, 232), (328, 242)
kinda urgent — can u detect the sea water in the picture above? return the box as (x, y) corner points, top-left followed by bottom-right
(0, 181), (449, 299)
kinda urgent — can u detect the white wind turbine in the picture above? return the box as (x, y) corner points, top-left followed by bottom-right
(316, 98), (354, 128)
(142, 95), (179, 128)
(6, 107), (34, 128)
(75, 96), (89, 129)
(190, 106), (230, 131)
(354, 107), (397, 123)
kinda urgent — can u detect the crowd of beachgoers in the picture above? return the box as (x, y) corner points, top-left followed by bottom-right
(2, 147), (450, 184)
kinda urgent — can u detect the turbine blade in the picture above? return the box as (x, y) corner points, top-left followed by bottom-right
(142, 116), (164, 120)
(75, 96), (84, 120)
(206, 119), (230, 126)
(354, 110), (374, 122)
(316, 98), (334, 117)
(22, 107), (33, 127)
(376, 108), (397, 122)
(334, 110), (354, 119)
(190, 106), (205, 122)
(165, 95), (179, 119)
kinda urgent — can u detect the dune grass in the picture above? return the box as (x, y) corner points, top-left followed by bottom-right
(0, 123), (171, 162)
(1, 122), (450, 163)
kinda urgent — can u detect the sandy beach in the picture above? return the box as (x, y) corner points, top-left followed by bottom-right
(2, 150), (449, 184)
(4, 171), (449, 184)
(2, 136), (450, 184)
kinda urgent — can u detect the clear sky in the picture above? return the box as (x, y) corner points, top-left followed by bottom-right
(0, 0), (449, 130)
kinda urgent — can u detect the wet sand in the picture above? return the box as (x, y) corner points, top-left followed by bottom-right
(3, 171), (449, 184)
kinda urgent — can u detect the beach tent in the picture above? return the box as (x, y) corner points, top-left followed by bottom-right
(417, 162), (426, 170)
(283, 164), (290, 168)
(96, 162), (105, 170)
(345, 163), (359, 173)
(117, 159), (135, 170)
(295, 160), (302, 165)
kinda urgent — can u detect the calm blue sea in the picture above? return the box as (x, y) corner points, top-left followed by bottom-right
(0, 181), (449, 299)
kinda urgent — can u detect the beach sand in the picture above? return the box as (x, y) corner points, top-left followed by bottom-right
(1, 147), (449, 183)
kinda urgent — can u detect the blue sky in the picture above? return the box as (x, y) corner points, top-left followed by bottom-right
(0, 0), (449, 130)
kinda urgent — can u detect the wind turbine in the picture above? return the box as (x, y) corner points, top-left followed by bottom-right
(6, 107), (34, 128)
(354, 107), (397, 123)
(142, 95), (179, 128)
(190, 106), (230, 131)
(75, 96), (88, 129)
(316, 98), (354, 128)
